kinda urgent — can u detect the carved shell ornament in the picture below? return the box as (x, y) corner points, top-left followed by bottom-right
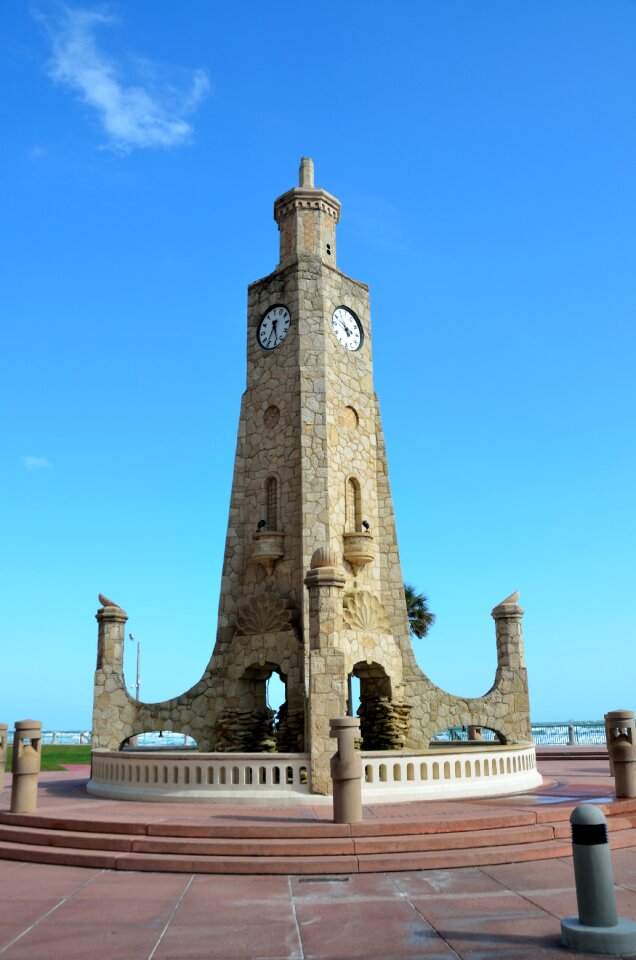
(310, 546), (340, 569)
(235, 593), (295, 635)
(342, 591), (391, 633)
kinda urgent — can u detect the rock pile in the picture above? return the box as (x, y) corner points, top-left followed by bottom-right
(214, 708), (277, 752)
(358, 697), (411, 750)
(275, 703), (304, 752)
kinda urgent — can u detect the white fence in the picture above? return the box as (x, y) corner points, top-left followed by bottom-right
(89, 751), (311, 801)
(361, 744), (541, 801)
(88, 743), (541, 803)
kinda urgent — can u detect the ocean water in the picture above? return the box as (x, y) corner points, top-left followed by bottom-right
(7, 723), (606, 747)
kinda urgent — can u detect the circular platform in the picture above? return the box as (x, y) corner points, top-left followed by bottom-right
(88, 742), (541, 803)
(1, 748), (631, 876)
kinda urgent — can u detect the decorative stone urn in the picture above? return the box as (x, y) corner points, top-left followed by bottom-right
(251, 531), (285, 575)
(342, 531), (374, 575)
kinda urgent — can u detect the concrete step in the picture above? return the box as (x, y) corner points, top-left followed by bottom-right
(1, 804), (635, 875)
(2, 829), (634, 874)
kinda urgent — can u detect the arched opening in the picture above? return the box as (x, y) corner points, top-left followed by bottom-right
(265, 476), (279, 531)
(214, 662), (303, 753)
(119, 730), (197, 751)
(348, 661), (409, 750)
(345, 477), (362, 532)
(428, 725), (506, 747)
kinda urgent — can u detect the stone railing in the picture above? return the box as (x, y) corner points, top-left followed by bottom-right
(88, 751), (311, 801)
(88, 743), (540, 803)
(361, 743), (541, 800)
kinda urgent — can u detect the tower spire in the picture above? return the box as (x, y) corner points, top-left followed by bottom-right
(299, 157), (314, 188)
(273, 158), (340, 269)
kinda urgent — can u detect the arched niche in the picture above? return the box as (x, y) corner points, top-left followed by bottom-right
(119, 730), (197, 751)
(429, 725), (507, 746)
(345, 476), (362, 532)
(348, 660), (409, 751)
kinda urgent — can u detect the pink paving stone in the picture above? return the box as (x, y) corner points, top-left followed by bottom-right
(481, 856), (578, 891)
(524, 883), (636, 922)
(390, 866), (510, 897)
(189, 873), (292, 899)
(294, 897), (455, 959)
(422, 911), (563, 956)
(0, 861), (100, 898)
(0, 901), (65, 949)
(409, 891), (542, 925)
(71, 870), (192, 900)
(172, 882), (298, 926)
(154, 920), (303, 960)
(290, 872), (397, 900)
(41, 893), (181, 926)
(1, 923), (165, 960)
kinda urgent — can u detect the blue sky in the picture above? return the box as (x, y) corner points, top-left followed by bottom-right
(1, 1), (635, 730)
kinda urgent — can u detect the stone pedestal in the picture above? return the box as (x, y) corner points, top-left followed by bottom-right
(606, 711), (636, 797)
(330, 716), (362, 823)
(10, 720), (42, 813)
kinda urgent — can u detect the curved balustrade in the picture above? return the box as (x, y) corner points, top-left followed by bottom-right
(361, 743), (541, 800)
(88, 743), (540, 803)
(88, 751), (311, 801)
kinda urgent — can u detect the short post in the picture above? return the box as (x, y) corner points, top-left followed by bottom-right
(606, 711), (636, 798)
(561, 805), (636, 954)
(0, 724), (8, 792)
(568, 724), (575, 745)
(330, 716), (362, 824)
(10, 720), (43, 813)
(468, 725), (483, 741)
(604, 710), (636, 784)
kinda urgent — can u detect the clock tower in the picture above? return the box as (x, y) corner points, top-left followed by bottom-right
(213, 157), (418, 789)
(92, 159), (532, 794)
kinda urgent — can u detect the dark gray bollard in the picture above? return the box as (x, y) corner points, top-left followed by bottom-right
(561, 805), (636, 954)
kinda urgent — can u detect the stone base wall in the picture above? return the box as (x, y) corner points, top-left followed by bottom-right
(92, 590), (531, 792)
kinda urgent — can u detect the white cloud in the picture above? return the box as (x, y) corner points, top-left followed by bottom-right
(37, 6), (210, 154)
(28, 146), (48, 160)
(21, 456), (52, 470)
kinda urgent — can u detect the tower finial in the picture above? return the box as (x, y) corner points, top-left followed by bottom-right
(299, 157), (314, 188)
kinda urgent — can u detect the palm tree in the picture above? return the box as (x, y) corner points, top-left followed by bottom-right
(404, 583), (435, 639)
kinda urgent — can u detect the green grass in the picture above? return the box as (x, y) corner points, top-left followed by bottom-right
(4, 744), (92, 772)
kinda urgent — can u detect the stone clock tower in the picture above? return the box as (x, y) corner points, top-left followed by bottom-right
(92, 159), (532, 793)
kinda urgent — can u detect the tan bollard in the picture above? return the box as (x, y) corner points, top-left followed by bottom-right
(330, 716), (362, 824)
(0, 724), (8, 792)
(10, 720), (42, 813)
(468, 725), (483, 741)
(607, 711), (636, 798)
(604, 711), (628, 777)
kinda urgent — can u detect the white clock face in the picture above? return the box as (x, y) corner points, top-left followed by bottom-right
(258, 305), (291, 350)
(332, 307), (363, 351)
